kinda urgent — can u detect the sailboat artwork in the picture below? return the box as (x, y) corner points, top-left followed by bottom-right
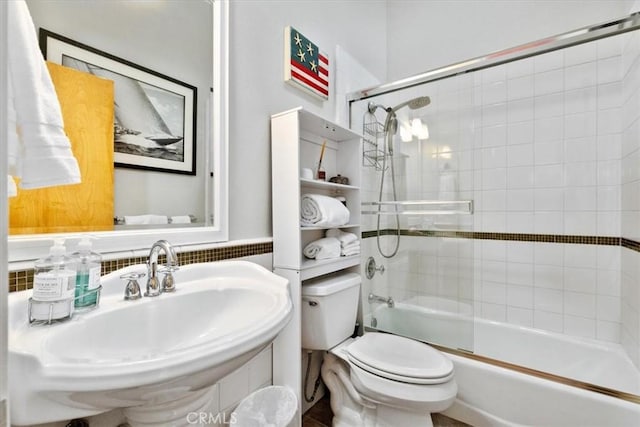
(62, 56), (185, 162)
(40, 28), (197, 175)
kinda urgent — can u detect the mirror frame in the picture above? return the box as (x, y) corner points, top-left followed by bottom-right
(7, 0), (228, 263)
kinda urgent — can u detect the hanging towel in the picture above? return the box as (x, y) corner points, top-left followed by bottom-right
(300, 194), (350, 227)
(303, 237), (341, 260)
(123, 214), (168, 225)
(325, 229), (358, 246)
(7, 0), (81, 197)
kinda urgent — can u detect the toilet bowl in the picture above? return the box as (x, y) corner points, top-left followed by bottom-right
(301, 273), (456, 427)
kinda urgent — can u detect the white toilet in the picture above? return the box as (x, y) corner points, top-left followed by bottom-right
(301, 273), (457, 427)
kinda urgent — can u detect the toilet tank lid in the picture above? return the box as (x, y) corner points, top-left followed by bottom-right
(302, 272), (360, 296)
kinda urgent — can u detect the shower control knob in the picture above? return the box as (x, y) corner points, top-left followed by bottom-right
(365, 257), (385, 279)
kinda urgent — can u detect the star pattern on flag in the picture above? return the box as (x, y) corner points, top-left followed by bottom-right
(286, 27), (329, 100)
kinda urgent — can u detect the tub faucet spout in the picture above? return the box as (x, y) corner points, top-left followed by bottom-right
(145, 240), (179, 297)
(368, 293), (395, 308)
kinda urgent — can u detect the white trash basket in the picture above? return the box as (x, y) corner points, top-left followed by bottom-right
(231, 386), (297, 427)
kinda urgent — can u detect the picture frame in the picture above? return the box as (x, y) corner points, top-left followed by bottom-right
(39, 29), (197, 175)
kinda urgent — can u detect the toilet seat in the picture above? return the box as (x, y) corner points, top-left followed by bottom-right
(346, 333), (454, 385)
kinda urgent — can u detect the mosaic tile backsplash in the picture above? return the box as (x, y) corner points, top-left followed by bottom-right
(8, 241), (273, 293)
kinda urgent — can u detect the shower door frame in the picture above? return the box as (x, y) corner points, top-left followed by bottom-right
(347, 12), (640, 106)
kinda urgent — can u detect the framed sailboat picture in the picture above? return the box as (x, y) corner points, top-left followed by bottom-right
(39, 29), (197, 175)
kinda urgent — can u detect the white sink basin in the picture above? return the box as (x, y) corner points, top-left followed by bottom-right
(8, 260), (292, 425)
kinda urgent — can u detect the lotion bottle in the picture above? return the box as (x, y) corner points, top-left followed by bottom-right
(32, 239), (76, 321)
(71, 237), (102, 308)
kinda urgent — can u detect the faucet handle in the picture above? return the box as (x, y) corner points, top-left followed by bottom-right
(158, 266), (179, 293)
(120, 272), (146, 301)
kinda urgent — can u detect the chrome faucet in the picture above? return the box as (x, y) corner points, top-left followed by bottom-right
(368, 293), (395, 308)
(145, 240), (179, 297)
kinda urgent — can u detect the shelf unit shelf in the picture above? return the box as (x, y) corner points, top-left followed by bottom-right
(300, 178), (360, 192)
(300, 223), (360, 231)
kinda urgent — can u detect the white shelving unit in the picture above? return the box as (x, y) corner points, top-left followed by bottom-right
(270, 107), (362, 423)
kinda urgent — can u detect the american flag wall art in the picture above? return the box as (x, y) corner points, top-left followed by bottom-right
(284, 26), (329, 100)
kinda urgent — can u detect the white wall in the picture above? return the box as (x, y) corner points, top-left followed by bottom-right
(228, 0), (387, 240)
(386, 0), (635, 81)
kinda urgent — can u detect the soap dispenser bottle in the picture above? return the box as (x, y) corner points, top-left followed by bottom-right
(31, 239), (77, 322)
(71, 237), (102, 308)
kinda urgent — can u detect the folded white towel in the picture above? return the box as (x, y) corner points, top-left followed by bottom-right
(124, 214), (168, 225)
(341, 240), (360, 257)
(171, 215), (192, 224)
(325, 229), (358, 246)
(303, 237), (341, 260)
(342, 245), (361, 256)
(301, 194), (350, 227)
(7, 1), (81, 197)
(342, 241), (360, 252)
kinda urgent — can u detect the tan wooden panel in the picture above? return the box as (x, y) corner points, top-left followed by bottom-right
(9, 62), (115, 234)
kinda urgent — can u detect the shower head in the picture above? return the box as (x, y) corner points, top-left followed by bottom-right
(367, 96), (431, 116)
(390, 95), (431, 113)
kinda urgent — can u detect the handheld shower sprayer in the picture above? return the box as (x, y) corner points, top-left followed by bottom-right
(367, 95), (431, 259)
(368, 95), (430, 154)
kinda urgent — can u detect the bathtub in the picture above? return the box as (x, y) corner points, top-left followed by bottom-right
(366, 300), (640, 427)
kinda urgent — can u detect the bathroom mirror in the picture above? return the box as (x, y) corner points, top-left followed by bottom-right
(8, 0), (228, 261)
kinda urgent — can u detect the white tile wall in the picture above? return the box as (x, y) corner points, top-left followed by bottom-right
(621, 28), (640, 369)
(360, 31), (634, 351)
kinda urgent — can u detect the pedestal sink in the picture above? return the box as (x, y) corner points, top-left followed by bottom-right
(8, 260), (292, 426)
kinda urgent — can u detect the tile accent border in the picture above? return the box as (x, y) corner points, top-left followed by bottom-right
(8, 241), (273, 293)
(363, 229), (640, 252)
(622, 237), (640, 253)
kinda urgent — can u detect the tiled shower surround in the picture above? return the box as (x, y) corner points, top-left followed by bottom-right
(361, 30), (640, 369)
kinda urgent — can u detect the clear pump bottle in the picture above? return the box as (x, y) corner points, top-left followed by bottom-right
(31, 239), (76, 321)
(71, 237), (102, 308)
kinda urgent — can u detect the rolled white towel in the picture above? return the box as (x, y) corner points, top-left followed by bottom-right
(301, 194), (350, 227)
(303, 237), (341, 260)
(123, 214), (168, 225)
(325, 229), (358, 246)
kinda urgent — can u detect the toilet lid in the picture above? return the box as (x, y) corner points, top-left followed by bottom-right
(346, 333), (453, 383)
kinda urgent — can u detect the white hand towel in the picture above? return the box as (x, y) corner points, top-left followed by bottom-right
(171, 215), (192, 224)
(300, 194), (350, 227)
(7, 176), (17, 198)
(303, 237), (341, 260)
(325, 229), (358, 246)
(124, 214), (168, 225)
(7, 1), (81, 197)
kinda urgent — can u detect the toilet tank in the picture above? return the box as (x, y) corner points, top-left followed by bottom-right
(301, 272), (360, 350)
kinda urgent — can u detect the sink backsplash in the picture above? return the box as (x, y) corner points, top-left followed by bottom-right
(8, 241), (273, 293)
